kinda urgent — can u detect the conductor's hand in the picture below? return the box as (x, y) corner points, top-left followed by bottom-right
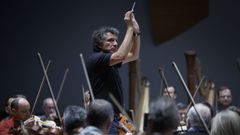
(124, 10), (139, 33)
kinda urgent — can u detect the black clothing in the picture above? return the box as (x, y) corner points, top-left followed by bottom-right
(87, 52), (123, 114)
(187, 127), (209, 135)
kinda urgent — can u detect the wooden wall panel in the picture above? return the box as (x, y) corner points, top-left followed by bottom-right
(149, 0), (209, 45)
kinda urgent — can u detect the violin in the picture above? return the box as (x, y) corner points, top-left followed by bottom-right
(118, 114), (135, 135)
(23, 115), (63, 135)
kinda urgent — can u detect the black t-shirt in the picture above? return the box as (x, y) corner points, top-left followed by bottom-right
(87, 52), (123, 114)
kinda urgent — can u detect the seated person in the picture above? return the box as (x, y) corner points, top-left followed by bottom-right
(38, 97), (57, 121)
(62, 105), (86, 135)
(210, 109), (240, 135)
(186, 103), (211, 135)
(145, 96), (180, 135)
(216, 86), (232, 112)
(80, 99), (114, 135)
(0, 97), (30, 135)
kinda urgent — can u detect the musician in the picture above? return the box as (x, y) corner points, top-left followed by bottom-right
(63, 105), (86, 135)
(86, 9), (140, 134)
(0, 97), (30, 135)
(80, 99), (114, 135)
(145, 96), (180, 135)
(186, 103), (211, 135)
(210, 109), (240, 135)
(38, 97), (57, 121)
(0, 95), (27, 121)
(0, 95), (17, 121)
(216, 86), (232, 113)
(176, 102), (187, 126)
(163, 86), (177, 100)
(163, 87), (188, 134)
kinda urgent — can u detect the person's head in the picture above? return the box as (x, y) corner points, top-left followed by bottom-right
(147, 96), (179, 134)
(86, 99), (114, 134)
(11, 97), (30, 121)
(63, 105), (87, 135)
(78, 126), (103, 135)
(177, 102), (187, 124)
(4, 96), (16, 116)
(187, 103), (211, 128)
(92, 26), (119, 53)
(210, 109), (240, 135)
(42, 97), (56, 116)
(4, 94), (27, 116)
(163, 86), (176, 100)
(217, 86), (232, 107)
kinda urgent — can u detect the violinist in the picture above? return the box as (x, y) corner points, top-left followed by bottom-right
(163, 86), (177, 100)
(0, 95), (16, 121)
(0, 95), (26, 121)
(62, 105), (86, 135)
(80, 99), (114, 135)
(145, 96), (180, 135)
(186, 103), (211, 135)
(176, 103), (187, 126)
(162, 86), (188, 134)
(216, 86), (233, 113)
(86, 9), (140, 134)
(38, 98), (59, 125)
(0, 97), (31, 135)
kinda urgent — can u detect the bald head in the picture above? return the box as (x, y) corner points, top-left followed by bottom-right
(11, 98), (30, 120)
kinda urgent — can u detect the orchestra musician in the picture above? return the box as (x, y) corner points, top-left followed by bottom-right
(79, 99), (114, 135)
(0, 96), (62, 135)
(216, 86), (233, 113)
(144, 96), (180, 135)
(176, 103), (187, 126)
(162, 86), (188, 134)
(38, 97), (60, 126)
(163, 86), (177, 100)
(186, 103), (211, 135)
(210, 109), (240, 135)
(86, 8), (140, 134)
(0, 97), (30, 135)
(62, 105), (86, 135)
(0, 95), (27, 122)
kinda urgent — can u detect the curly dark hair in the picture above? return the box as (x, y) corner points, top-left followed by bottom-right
(91, 26), (119, 52)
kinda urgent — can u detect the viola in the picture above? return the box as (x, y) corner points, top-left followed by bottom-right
(118, 114), (135, 135)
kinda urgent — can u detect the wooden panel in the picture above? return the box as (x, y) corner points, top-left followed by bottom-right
(149, 0), (208, 45)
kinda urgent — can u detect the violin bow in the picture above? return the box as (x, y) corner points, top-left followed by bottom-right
(37, 52), (62, 125)
(185, 75), (205, 113)
(172, 61), (210, 135)
(109, 93), (134, 125)
(56, 68), (69, 103)
(79, 53), (95, 101)
(82, 85), (87, 109)
(31, 60), (51, 116)
(158, 67), (172, 97)
(158, 67), (185, 133)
